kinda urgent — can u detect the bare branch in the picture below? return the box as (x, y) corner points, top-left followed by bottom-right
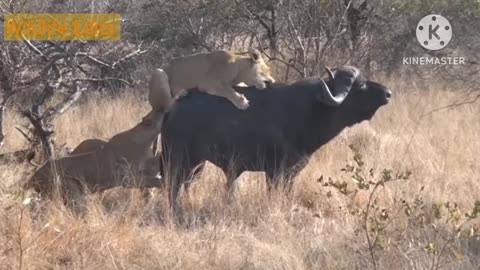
(75, 52), (114, 69)
(112, 47), (149, 69)
(20, 35), (45, 58)
(420, 91), (480, 118)
(14, 126), (32, 143)
(43, 86), (86, 123)
(22, 110), (55, 159)
(74, 77), (134, 87)
(286, 11), (306, 77)
(267, 57), (304, 79)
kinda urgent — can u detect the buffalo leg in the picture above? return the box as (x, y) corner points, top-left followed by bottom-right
(164, 153), (201, 218)
(169, 174), (182, 217)
(265, 170), (294, 193)
(224, 169), (240, 204)
(160, 155), (205, 200)
(63, 178), (88, 218)
(265, 159), (307, 193)
(264, 159), (290, 192)
(182, 161), (206, 196)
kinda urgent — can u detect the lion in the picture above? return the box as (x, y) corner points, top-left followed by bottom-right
(148, 48), (275, 112)
(23, 108), (165, 215)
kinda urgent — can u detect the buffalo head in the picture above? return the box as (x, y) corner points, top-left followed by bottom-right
(316, 66), (392, 119)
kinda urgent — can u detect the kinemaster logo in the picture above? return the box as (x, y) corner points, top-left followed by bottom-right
(403, 14), (465, 66)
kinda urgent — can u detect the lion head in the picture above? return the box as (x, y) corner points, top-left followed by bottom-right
(237, 48), (275, 89)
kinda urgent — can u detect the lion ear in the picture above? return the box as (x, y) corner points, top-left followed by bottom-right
(248, 48), (261, 63)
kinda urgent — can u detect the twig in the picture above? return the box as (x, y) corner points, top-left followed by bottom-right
(74, 77), (134, 87)
(14, 127), (32, 143)
(420, 92), (480, 117)
(43, 86), (85, 123)
(112, 46), (149, 69)
(286, 11), (306, 77)
(364, 180), (382, 270)
(22, 110), (54, 159)
(17, 205), (26, 270)
(21, 39), (45, 58)
(75, 52), (114, 69)
(267, 57), (304, 78)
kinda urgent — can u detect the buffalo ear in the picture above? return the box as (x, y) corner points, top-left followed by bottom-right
(248, 48), (261, 63)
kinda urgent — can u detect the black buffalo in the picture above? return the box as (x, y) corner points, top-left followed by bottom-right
(159, 66), (391, 213)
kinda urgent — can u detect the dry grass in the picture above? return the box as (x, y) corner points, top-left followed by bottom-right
(0, 82), (479, 270)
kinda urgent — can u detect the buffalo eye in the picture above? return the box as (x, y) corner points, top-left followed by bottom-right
(360, 82), (367, 89)
(356, 80), (367, 90)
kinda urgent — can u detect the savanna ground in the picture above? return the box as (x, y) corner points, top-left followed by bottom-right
(0, 79), (479, 270)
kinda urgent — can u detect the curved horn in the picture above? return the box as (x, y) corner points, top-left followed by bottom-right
(324, 65), (334, 81)
(317, 66), (360, 106)
(318, 79), (350, 106)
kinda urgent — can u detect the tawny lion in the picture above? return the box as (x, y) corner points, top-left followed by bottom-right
(148, 48), (275, 112)
(23, 92), (170, 213)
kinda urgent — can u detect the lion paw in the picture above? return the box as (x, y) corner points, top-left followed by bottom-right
(236, 95), (250, 110)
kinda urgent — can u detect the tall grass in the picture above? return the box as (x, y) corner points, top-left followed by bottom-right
(0, 81), (478, 269)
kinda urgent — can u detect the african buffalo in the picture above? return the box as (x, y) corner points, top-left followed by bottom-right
(159, 66), (391, 213)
